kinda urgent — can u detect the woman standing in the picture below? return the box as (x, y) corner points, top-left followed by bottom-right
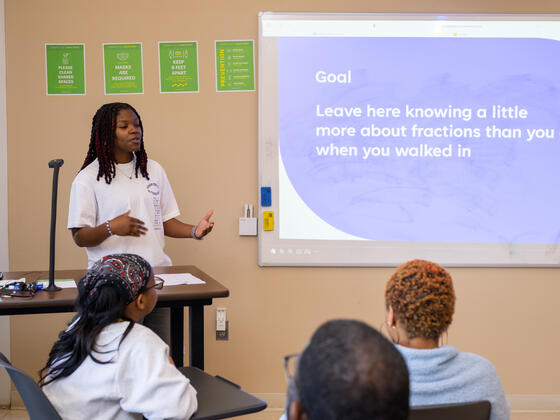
(68, 102), (214, 340)
(68, 102), (213, 265)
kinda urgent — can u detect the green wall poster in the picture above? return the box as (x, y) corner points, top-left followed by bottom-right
(215, 40), (255, 92)
(159, 42), (199, 93)
(103, 43), (143, 94)
(45, 44), (86, 95)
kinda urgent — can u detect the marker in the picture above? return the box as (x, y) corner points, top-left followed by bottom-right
(263, 211), (274, 231)
(261, 187), (272, 207)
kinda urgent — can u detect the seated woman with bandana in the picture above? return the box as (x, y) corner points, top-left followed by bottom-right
(40, 254), (197, 420)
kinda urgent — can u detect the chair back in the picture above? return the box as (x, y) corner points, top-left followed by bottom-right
(0, 352), (62, 420)
(409, 400), (491, 420)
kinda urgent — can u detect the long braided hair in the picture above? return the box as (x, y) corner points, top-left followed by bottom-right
(81, 102), (149, 184)
(38, 254), (153, 387)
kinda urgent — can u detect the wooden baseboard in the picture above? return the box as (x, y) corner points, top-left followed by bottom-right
(509, 394), (560, 412)
(9, 391), (560, 417)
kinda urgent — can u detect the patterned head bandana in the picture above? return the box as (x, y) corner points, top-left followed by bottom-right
(78, 254), (152, 306)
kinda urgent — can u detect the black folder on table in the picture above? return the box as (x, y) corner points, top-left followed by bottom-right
(180, 366), (267, 420)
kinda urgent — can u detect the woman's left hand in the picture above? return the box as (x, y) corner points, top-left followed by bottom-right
(194, 209), (215, 239)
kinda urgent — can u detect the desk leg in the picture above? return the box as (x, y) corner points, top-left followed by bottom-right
(189, 305), (204, 370)
(170, 307), (184, 367)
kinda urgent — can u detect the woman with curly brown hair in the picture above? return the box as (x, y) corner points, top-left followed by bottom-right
(385, 259), (510, 420)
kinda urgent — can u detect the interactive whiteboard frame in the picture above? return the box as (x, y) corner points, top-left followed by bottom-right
(258, 12), (560, 267)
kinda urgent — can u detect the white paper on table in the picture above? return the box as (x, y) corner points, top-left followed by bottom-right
(38, 279), (77, 289)
(0, 278), (25, 287)
(156, 273), (205, 286)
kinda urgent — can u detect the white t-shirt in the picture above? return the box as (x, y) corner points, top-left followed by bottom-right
(43, 322), (198, 420)
(68, 158), (180, 267)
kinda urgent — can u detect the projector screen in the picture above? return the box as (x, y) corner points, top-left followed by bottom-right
(258, 12), (560, 267)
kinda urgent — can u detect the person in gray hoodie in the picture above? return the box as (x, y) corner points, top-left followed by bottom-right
(385, 259), (510, 420)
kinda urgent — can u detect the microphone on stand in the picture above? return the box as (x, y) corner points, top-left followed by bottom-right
(46, 159), (64, 292)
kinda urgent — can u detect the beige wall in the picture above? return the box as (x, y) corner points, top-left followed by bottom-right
(5, 0), (560, 411)
(0, 0), (11, 407)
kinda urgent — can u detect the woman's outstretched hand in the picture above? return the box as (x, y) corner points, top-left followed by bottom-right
(194, 209), (214, 239)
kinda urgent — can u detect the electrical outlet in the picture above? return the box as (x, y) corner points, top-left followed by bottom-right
(216, 308), (228, 340)
(216, 308), (226, 330)
(216, 320), (229, 340)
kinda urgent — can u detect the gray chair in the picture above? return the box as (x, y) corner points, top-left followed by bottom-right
(0, 352), (61, 420)
(409, 400), (491, 420)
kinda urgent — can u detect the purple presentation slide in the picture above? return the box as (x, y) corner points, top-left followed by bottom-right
(278, 37), (560, 244)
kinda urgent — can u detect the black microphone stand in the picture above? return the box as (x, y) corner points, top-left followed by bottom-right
(46, 159), (64, 292)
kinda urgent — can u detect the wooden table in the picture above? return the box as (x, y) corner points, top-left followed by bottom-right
(0, 266), (229, 369)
